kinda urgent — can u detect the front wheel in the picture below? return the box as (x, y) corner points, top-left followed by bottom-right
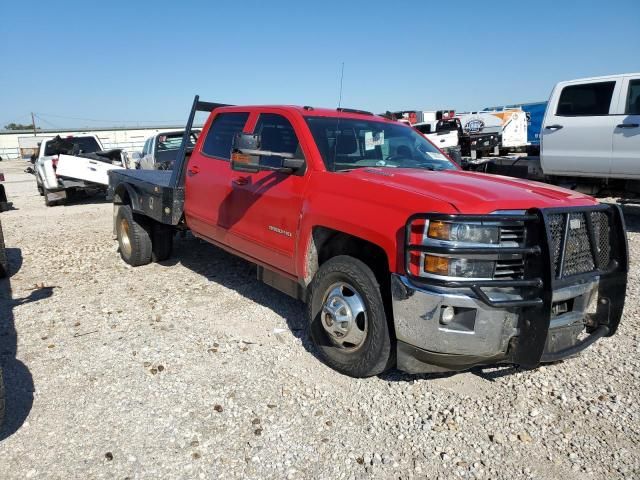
(307, 256), (393, 378)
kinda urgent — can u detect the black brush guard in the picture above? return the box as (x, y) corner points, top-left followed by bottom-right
(404, 204), (628, 368)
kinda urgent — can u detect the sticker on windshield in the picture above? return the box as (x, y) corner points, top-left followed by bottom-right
(364, 131), (384, 151)
(426, 152), (448, 161)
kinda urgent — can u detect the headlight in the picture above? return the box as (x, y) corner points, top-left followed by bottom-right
(427, 220), (500, 244)
(424, 254), (494, 279)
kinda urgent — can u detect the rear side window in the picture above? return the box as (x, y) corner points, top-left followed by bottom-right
(556, 81), (615, 116)
(625, 79), (640, 115)
(201, 112), (249, 160)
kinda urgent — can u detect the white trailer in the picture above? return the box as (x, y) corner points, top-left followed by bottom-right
(456, 110), (528, 149)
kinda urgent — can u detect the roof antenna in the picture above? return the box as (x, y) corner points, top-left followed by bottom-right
(337, 62), (345, 109)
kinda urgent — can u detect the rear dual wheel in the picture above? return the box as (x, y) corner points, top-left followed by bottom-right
(307, 256), (394, 378)
(116, 205), (173, 266)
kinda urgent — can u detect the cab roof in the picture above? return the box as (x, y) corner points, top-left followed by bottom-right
(213, 104), (397, 123)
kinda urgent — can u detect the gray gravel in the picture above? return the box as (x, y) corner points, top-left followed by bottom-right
(0, 158), (638, 479)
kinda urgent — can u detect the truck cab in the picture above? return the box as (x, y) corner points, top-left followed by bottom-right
(108, 98), (628, 378)
(541, 73), (640, 180)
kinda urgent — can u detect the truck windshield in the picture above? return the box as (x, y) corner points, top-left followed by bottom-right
(305, 117), (456, 172)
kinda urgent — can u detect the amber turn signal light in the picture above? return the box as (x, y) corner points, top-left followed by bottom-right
(427, 221), (451, 240)
(424, 255), (450, 275)
(231, 152), (251, 164)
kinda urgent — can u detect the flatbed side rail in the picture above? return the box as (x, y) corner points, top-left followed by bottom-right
(169, 96), (233, 189)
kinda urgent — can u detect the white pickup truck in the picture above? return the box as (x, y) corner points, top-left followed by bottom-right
(136, 130), (200, 170)
(467, 73), (640, 197)
(32, 135), (128, 206)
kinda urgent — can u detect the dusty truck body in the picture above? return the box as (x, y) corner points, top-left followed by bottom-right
(34, 135), (128, 206)
(108, 97), (628, 378)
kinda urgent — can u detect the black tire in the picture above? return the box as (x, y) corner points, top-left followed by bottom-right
(307, 255), (393, 378)
(151, 223), (174, 262)
(0, 219), (7, 278)
(116, 205), (152, 266)
(0, 366), (4, 427)
(43, 188), (54, 207)
(36, 175), (44, 196)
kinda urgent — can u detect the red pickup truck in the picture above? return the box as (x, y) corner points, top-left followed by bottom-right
(108, 97), (628, 378)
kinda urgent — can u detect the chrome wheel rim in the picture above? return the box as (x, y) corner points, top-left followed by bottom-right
(120, 218), (132, 257)
(321, 282), (368, 350)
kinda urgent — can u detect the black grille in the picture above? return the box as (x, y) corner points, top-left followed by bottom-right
(591, 211), (611, 269)
(548, 214), (564, 275)
(548, 211), (611, 278)
(563, 213), (595, 276)
(494, 257), (525, 279)
(500, 224), (525, 244)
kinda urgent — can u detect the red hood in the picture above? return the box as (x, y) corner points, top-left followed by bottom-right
(343, 168), (597, 213)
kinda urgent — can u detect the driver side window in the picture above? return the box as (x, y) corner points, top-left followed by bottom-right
(253, 113), (304, 168)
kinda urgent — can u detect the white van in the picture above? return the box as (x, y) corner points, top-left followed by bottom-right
(541, 73), (640, 179)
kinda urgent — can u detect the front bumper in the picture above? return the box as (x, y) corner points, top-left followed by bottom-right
(392, 274), (604, 373)
(394, 205), (628, 373)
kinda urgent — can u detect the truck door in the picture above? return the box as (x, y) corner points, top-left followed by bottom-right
(220, 112), (308, 275)
(611, 76), (640, 178)
(541, 79), (620, 176)
(184, 112), (250, 241)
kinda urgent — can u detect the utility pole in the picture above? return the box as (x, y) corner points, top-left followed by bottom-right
(31, 112), (37, 136)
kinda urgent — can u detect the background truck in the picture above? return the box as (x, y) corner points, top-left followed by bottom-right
(456, 109), (528, 157)
(31, 135), (128, 206)
(467, 73), (640, 198)
(413, 118), (463, 164)
(108, 96), (628, 378)
(136, 130), (200, 170)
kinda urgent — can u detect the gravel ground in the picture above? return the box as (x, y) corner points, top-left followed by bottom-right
(0, 158), (638, 479)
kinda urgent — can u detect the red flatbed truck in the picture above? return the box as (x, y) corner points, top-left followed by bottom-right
(107, 97), (628, 378)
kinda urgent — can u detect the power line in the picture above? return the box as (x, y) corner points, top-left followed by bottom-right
(35, 112), (184, 124)
(33, 114), (62, 129)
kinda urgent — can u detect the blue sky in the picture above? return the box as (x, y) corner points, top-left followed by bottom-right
(1, 0), (638, 128)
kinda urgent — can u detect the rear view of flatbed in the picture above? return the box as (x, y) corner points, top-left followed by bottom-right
(107, 97), (227, 266)
(108, 169), (184, 225)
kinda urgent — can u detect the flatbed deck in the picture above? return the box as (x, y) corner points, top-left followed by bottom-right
(108, 168), (184, 225)
(115, 169), (174, 187)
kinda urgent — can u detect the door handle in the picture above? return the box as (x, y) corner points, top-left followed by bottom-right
(545, 124), (563, 130)
(232, 176), (250, 186)
(617, 123), (639, 128)
(187, 165), (200, 175)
